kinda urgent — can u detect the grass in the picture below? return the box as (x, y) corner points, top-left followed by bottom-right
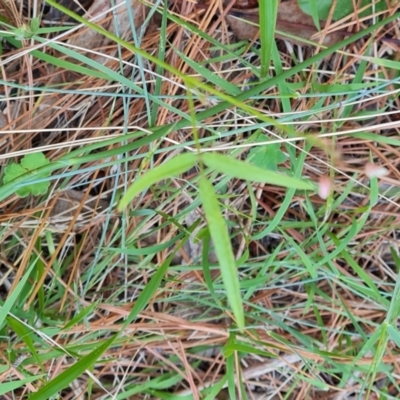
(0, 0), (400, 398)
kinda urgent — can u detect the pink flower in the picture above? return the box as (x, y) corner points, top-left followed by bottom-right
(365, 162), (388, 179)
(318, 175), (332, 200)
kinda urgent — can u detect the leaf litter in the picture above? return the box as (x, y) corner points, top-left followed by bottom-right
(0, 0), (400, 398)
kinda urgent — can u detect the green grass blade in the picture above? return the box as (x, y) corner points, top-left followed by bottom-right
(4, 37), (109, 79)
(28, 335), (116, 400)
(199, 177), (244, 331)
(203, 376), (228, 400)
(62, 302), (99, 330)
(7, 316), (42, 370)
(202, 152), (315, 191)
(118, 153), (198, 210)
(0, 375), (45, 396)
(174, 46), (241, 95)
(259, 0), (278, 78)
(121, 257), (170, 330)
(0, 262), (36, 330)
(386, 324), (400, 348)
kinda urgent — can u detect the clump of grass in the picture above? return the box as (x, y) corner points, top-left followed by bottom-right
(0, 0), (400, 398)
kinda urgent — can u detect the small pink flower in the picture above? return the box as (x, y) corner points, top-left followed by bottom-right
(318, 175), (332, 200)
(365, 162), (388, 179)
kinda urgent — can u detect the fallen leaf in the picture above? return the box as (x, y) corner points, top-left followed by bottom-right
(66, 0), (147, 64)
(50, 189), (109, 220)
(225, 0), (343, 45)
(14, 0), (147, 132)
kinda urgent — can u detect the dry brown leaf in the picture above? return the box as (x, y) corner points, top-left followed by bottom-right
(50, 189), (109, 219)
(66, 0), (147, 64)
(15, 0), (147, 132)
(225, 0), (343, 46)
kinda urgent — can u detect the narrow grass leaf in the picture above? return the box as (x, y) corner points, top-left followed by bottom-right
(120, 234), (192, 331)
(0, 376), (45, 396)
(251, 149), (308, 240)
(259, 0), (278, 78)
(387, 324), (400, 348)
(175, 47), (241, 95)
(199, 177), (244, 331)
(62, 302), (98, 330)
(7, 317), (42, 370)
(202, 153), (315, 191)
(0, 262), (35, 330)
(225, 338), (237, 400)
(201, 231), (221, 307)
(281, 232), (317, 279)
(122, 260), (170, 329)
(5, 36), (109, 79)
(223, 343), (275, 358)
(386, 247), (400, 322)
(203, 376), (228, 400)
(118, 153), (197, 210)
(28, 335), (116, 400)
(336, 245), (387, 308)
(115, 373), (184, 399)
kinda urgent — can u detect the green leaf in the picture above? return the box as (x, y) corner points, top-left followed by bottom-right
(2, 152), (51, 198)
(199, 177), (244, 331)
(247, 135), (287, 171)
(28, 335), (116, 400)
(7, 316), (42, 369)
(298, 0), (387, 21)
(118, 153), (198, 210)
(387, 324), (400, 348)
(20, 153), (50, 170)
(30, 17), (40, 33)
(0, 262), (36, 331)
(202, 152), (315, 191)
(259, 0), (278, 78)
(0, 375), (45, 396)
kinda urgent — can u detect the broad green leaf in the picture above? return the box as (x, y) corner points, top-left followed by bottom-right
(199, 177), (244, 331)
(118, 153), (197, 210)
(247, 136), (287, 171)
(202, 152), (315, 191)
(298, 0), (387, 21)
(28, 335), (116, 400)
(20, 153), (50, 170)
(3, 153), (51, 197)
(3, 163), (26, 180)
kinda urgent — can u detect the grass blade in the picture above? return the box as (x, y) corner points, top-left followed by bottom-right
(259, 0), (278, 78)
(202, 152), (315, 191)
(118, 153), (198, 210)
(28, 335), (116, 400)
(199, 177), (244, 331)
